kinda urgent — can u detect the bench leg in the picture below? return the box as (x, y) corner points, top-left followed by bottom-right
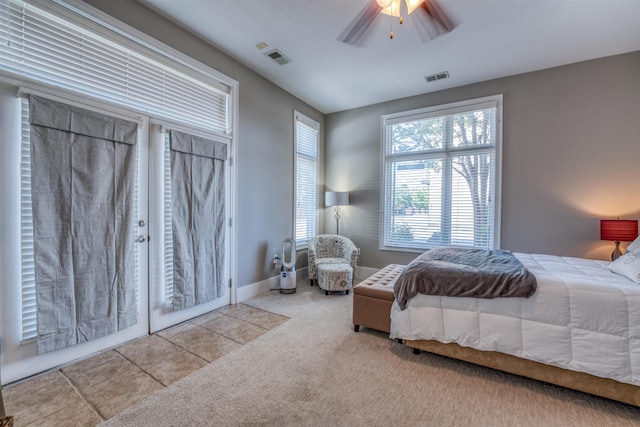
(325, 290), (329, 296)
(354, 325), (360, 332)
(413, 348), (420, 355)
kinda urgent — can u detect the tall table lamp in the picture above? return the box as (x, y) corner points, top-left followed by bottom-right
(325, 191), (349, 235)
(600, 218), (638, 261)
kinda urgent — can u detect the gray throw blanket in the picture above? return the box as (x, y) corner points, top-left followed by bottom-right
(394, 248), (537, 310)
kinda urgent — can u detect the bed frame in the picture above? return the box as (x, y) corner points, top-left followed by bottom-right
(353, 264), (640, 407)
(403, 339), (640, 407)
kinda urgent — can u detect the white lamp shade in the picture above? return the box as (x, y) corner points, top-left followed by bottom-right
(325, 191), (349, 207)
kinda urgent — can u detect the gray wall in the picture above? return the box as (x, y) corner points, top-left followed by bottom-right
(326, 51), (640, 267)
(83, 0), (324, 287)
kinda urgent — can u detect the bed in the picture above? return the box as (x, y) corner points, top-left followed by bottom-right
(388, 251), (640, 406)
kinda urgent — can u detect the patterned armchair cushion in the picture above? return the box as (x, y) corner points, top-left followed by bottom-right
(308, 235), (358, 281)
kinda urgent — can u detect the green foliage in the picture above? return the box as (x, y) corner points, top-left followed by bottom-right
(414, 189), (429, 210)
(394, 184), (413, 213)
(391, 222), (413, 242)
(391, 117), (443, 153)
(394, 185), (429, 213)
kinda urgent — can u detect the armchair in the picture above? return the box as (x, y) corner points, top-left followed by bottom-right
(308, 234), (358, 286)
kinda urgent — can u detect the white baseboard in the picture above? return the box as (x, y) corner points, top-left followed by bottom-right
(236, 266), (379, 303)
(236, 276), (277, 302)
(237, 267), (309, 303)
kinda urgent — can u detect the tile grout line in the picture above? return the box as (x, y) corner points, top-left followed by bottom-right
(219, 306), (288, 331)
(113, 347), (172, 389)
(153, 332), (211, 364)
(222, 316), (274, 332)
(58, 365), (105, 423)
(187, 315), (259, 346)
(155, 323), (238, 361)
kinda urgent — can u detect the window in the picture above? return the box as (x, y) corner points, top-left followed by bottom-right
(0, 0), (231, 135)
(380, 95), (502, 251)
(294, 111), (319, 248)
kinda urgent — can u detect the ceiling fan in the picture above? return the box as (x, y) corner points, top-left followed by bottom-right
(337, 0), (454, 46)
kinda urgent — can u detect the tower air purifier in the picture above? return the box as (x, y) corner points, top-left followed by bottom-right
(280, 238), (296, 294)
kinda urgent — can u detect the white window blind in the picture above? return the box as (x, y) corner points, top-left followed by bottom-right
(20, 98), (37, 341)
(163, 132), (174, 306)
(294, 112), (319, 247)
(0, 0), (230, 135)
(381, 96), (502, 251)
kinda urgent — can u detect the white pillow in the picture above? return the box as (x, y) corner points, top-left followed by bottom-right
(609, 252), (640, 284)
(627, 235), (640, 253)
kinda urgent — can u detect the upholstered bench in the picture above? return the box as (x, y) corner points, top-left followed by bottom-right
(317, 263), (353, 295)
(353, 264), (405, 333)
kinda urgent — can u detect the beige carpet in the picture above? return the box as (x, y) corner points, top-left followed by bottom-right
(102, 282), (640, 426)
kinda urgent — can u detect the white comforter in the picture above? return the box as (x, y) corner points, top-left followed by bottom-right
(390, 253), (640, 386)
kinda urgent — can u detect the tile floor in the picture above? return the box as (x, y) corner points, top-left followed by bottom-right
(1, 303), (288, 426)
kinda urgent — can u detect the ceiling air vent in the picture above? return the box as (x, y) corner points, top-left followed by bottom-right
(265, 49), (292, 65)
(425, 71), (449, 83)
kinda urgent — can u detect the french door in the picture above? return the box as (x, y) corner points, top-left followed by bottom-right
(0, 86), (232, 385)
(148, 124), (233, 333)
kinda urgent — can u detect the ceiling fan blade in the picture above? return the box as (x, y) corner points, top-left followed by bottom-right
(337, 0), (382, 46)
(412, 0), (455, 42)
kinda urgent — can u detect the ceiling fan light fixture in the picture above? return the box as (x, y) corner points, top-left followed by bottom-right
(380, 0), (401, 17)
(337, 0), (452, 46)
(405, 0), (424, 15)
(376, 0), (393, 7)
(380, 0), (425, 17)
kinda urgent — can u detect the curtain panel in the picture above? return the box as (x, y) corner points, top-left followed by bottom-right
(170, 130), (227, 310)
(29, 95), (138, 354)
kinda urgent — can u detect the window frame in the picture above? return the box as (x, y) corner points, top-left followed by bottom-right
(293, 111), (320, 249)
(379, 95), (503, 253)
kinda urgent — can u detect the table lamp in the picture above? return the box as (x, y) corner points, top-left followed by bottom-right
(600, 218), (638, 261)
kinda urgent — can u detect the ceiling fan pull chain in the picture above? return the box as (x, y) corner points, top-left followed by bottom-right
(391, 0), (395, 38)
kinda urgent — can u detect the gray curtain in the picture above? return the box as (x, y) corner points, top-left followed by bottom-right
(170, 130), (226, 310)
(29, 95), (138, 354)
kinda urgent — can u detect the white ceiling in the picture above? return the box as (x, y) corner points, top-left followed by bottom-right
(138, 0), (640, 114)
